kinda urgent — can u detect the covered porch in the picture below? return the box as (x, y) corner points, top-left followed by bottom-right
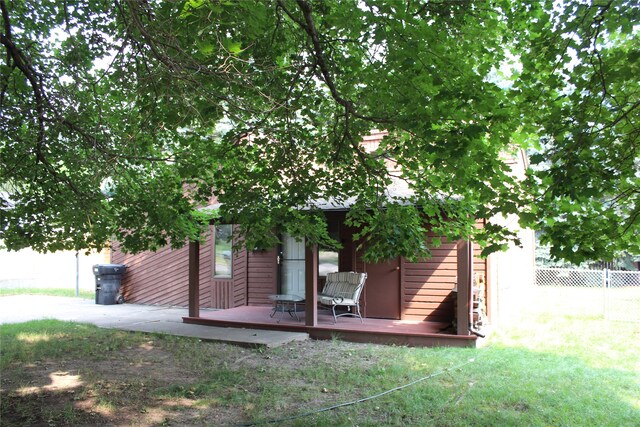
(183, 234), (480, 347)
(183, 305), (477, 347)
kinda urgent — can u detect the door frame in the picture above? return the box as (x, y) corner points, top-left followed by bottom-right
(277, 233), (306, 296)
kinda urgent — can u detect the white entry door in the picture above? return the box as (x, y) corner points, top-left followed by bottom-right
(280, 234), (305, 297)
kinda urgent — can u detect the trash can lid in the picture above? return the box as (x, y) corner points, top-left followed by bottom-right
(93, 264), (127, 275)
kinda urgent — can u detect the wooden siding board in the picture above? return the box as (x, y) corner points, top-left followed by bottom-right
(405, 260), (456, 267)
(210, 279), (233, 309)
(404, 288), (455, 296)
(127, 268), (189, 289)
(403, 314), (452, 322)
(122, 277), (187, 305)
(404, 273), (458, 280)
(402, 270), (457, 277)
(404, 300), (453, 308)
(400, 234), (458, 322)
(144, 290), (188, 307)
(405, 261), (457, 267)
(247, 249), (277, 306)
(112, 235), (212, 307)
(248, 290), (276, 298)
(232, 245), (247, 309)
(403, 305), (453, 312)
(122, 257), (187, 278)
(121, 257), (186, 275)
(232, 246), (248, 307)
(404, 261), (456, 267)
(404, 275), (457, 282)
(131, 265), (188, 284)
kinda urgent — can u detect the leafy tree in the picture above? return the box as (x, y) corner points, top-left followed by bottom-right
(1, 0), (638, 263)
(511, 1), (640, 263)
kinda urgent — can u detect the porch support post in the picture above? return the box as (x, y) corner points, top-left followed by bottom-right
(305, 244), (318, 326)
(188, 240), (200, 318)
(456, 240), (473, 335)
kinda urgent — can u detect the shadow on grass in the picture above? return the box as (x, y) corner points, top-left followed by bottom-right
(1, 320), (638, 426)
(1, 390), (115, 427)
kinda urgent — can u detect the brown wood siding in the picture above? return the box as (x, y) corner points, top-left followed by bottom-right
(112, 243), (191, 307)
(401, 242), (457, 322)
(111, 215), (487, 317)
(247, 248), (277, 306)
(232, 247), (248, 307)
(355, 246), (365, 272)
(354, 234), (458, 322)
(112, 232), (221, 309)
(211, 279), (233, 308)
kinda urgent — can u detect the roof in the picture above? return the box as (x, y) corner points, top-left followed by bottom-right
(201, 179), (418, 214)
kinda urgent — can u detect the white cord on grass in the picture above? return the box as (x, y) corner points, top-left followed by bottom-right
(237, 357), (477, 427)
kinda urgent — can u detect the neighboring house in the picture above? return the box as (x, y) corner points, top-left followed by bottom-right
(112, 131), (535, 347)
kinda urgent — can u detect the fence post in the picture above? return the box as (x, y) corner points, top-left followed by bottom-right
(75, 251), (80, 297)
(602, 268), (609, 319)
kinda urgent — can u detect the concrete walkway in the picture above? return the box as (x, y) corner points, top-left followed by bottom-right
(0, 295), (308, 348)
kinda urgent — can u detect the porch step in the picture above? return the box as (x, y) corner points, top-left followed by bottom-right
(178, 318), (309, 348)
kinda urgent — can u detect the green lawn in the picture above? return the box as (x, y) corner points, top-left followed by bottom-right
(1, 291), (639, 426)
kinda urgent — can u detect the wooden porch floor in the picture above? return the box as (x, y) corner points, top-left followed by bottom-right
(183, 306), (478, 347)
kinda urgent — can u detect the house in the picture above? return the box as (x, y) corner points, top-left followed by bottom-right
(112, 132), (534, 347)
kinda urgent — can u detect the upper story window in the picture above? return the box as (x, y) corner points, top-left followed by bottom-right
(213, 224), (233, 278)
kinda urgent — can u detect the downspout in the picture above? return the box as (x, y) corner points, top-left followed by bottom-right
(75, 251), (79, 297)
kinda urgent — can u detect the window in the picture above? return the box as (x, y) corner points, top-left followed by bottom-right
(318, 220), (340, 277)
(213, 224), (233, 278)
(318, 249), (339, 277)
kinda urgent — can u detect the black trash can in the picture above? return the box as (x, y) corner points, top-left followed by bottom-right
(93, 264), (127, 305)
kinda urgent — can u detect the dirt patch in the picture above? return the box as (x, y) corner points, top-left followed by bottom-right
(1, 334), (384, 426)
(229, 340), (382, 371)
(2, 339), (231, 426)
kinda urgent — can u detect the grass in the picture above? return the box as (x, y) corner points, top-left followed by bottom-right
(0, 287), (94, 299)
(1, 291), (639, 426)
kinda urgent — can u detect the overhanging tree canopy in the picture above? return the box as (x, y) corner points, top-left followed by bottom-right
(1, 0), (638, 263)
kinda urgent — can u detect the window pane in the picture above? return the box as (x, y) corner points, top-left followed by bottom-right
(319, 250), (339, 277)
(319, 219), (340, 277)
(214, 224), (232, 277)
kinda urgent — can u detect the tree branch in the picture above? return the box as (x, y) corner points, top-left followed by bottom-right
(1, 0), (11, 65)
(0, 14), (46, 147)
(277, 0), (390, 125)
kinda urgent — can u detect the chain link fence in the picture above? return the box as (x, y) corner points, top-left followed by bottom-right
(535, 267), (640, 322)
(607, 271), (640, 322)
